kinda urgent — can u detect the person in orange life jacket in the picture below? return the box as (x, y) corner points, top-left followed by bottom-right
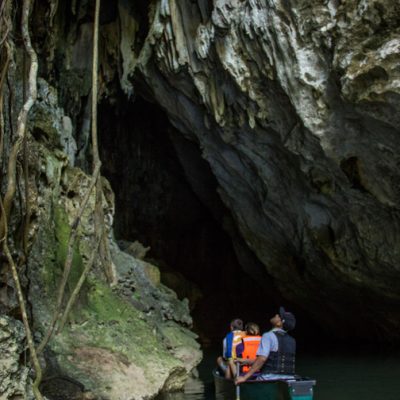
(228, 322), (261, 377)
(237, 323), (262, 372)
(235, 307), (296, 384)
(216, 318), (244, 379)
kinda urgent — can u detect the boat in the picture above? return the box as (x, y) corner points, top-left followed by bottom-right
(213, 369), (316, 400)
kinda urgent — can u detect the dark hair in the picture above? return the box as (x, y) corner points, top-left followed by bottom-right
(245, 322), (260, 335)
(230, 318), (243, 330)
(279, 307), (296, 331)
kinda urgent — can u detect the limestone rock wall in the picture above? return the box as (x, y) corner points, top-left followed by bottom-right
(128, 0), (400, 339)
(0, 38), (201, 400)
(27, 0), (400, 341)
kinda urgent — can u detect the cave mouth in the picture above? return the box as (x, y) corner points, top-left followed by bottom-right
(96, 95), (387, 351)
(97, 95), (371, 351)
(98, 95), (276, 343)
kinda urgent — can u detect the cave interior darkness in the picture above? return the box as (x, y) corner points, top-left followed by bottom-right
(97, 94), (331, 349)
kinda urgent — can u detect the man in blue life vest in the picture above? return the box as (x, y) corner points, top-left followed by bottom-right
(217, 318), (245, 379)
(235, 307), (296, 384)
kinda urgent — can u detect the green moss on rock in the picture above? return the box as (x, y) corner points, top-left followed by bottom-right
(51, 279), (185, 398)
(53, 205), (85, 292)
(28, 145), (200, 399)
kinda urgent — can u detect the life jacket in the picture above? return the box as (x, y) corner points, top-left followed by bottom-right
(224, 330), (245, 359)
(241, 335), (261, 372)
(261, 331), (296, 375)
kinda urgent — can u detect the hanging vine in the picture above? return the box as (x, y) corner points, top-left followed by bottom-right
(38, 0), (113, 352)
(90, 0), (114, 285)
(1, 0), (113, 397)
(0, 0), (38, 238)
(0, 0), (43, 399)
(0, 38), (10, 169)
(0, 198), (43, 400)
(37, 163), (101, 353)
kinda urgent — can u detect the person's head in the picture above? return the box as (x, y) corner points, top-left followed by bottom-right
(230, 318), (243, 331)
(245, 322), (260, 336)
(270, 307), (296, 331)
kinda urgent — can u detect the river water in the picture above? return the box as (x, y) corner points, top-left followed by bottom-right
(160, 349), (400, 400)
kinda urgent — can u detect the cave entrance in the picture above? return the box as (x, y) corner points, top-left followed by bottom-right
(98, 95), (270, 343)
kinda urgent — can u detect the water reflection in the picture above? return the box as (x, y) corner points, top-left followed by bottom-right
(184, 377), (207, 400)
(157, 376), (212, 400)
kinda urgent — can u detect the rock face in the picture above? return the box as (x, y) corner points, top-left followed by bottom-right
(5, 78), (201, 399)
(32, 85), (201, 398)
(0, 316), (31, 399)
(22, 0), (400, 344)
(126, 0), (400, 340)
(2, 4), (400, 400)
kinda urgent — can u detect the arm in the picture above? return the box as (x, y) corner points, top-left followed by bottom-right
(224, 332), (233, 359)
(235, 357), (255, 365)
(235, 355), (267, 384)
(222, 336), (227, 359)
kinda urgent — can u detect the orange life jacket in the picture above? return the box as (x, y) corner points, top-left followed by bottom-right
(241, 335), (261, 372)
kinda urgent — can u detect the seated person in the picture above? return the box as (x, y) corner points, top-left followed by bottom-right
(235, 307), (296, 384)
(216, 318), (244, 379)
(234, 322), (261, 375)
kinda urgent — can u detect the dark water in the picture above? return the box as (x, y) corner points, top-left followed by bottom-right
(161, 349), (400, 400)
(295, 354), (400, 400)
